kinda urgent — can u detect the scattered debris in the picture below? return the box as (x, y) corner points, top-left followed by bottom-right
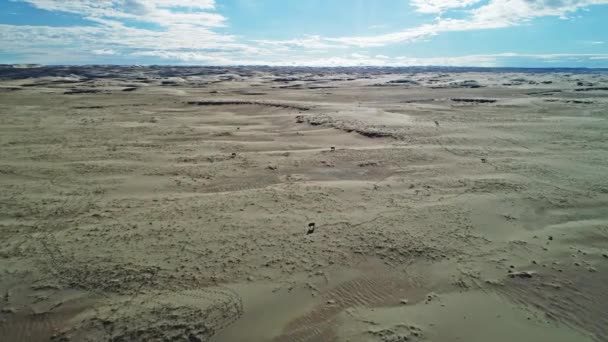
(425, 292), (438, 304)
(358, 161), (380, 167)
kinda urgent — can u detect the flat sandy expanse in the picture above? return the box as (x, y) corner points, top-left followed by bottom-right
(1, 66), (607, 341)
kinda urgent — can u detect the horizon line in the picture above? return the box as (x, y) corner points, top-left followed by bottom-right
(3, 64), (608, 71)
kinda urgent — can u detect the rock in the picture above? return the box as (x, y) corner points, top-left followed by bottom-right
(188, 334), (203, 342)
(1, 307), (16, 314)
(327, 299), (336, 305)
(542, 282), (562, 289)
(400, 298), (409, 305)
(508, 271), (536, 279)
(307, 222), (316, 235)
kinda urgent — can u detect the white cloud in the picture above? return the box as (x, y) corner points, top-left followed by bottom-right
(92, 49), (118, 55)
(130, 50), (235, 64)
(151, 0), (215, 9)
(1, 0), (245, 63)
(132, 52), (501, 67)
(411, 0), (483, 13)
(253, 35), (342, 50)
(122, 50), (608, 67)
(0, 23), (238, 51)
(3, 0), (608, 66)
(328, 0), (608, 47)
(17, 0), (225, 27)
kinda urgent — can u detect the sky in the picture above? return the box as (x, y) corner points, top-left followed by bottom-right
(1, 0), (608, 67)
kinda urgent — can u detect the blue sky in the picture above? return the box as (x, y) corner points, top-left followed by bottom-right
(1, 0), (608, 67)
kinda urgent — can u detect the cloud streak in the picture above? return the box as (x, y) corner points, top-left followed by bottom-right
(18, 0), (226, 27)
(411, 0), (484, 14)
(326, 0), (608, 47)
(1, 0), (608, 66)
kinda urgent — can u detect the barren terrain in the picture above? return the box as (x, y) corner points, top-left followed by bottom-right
(1, 65), (608, 342)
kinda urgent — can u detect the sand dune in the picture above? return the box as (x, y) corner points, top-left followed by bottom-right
(1, 66), (607, 342)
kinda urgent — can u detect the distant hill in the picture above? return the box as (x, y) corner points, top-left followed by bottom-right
(1, 64), (607, 81)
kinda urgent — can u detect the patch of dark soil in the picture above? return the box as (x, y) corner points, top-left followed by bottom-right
(238, 92), (267, 96)
(527, 90), (562, 96)
(64, 89), (102, 95)
(567, 100), (595, 104)
(277, 84), (303, 89)
(430, 80), (483, 89)
(451, 98), (497, 104)
(575, 87), (608, 92)
(308, 86), (337, 89)
(298, 114), (399, 139)
(388, 79), (420, 85)
(186, 100), (309, 111)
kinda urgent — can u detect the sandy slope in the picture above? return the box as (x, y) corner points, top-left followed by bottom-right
(1, 67), (607, 341)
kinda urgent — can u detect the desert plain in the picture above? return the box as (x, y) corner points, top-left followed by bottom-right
(1, 65), (608, 342)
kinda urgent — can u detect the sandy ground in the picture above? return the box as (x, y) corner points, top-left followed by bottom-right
(1, 66), (608, 342)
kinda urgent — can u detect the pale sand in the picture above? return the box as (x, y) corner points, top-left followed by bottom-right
(0, 66), (607, 341)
